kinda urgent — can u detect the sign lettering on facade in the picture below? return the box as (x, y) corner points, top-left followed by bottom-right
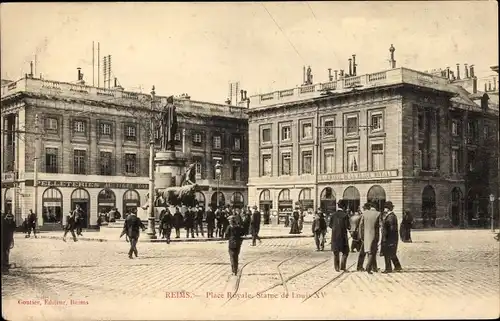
(37, 180), (149, 190)
(319, 170), (398, 182)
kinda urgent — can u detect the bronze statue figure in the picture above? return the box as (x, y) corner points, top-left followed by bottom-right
(159, 96), (178, 151)
(180, 163), (196, 186)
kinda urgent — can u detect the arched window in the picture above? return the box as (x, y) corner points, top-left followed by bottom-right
(211, 192), (225, 208)
(366, 185), (386, 212)
(123, 189), (140, 215)
(42, 187), (63, 225)
(422, 185), (436, 228)
(195, 191), (206, 208)
(98, 189), (116, 215)
(343, 186), (360, 213)
(71, 188), (90, 227)
(278, 189), (290, 201)
(231, 192), (244, 208)
(320, 187), (336, 213)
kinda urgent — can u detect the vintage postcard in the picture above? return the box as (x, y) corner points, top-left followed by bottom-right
(1, 1), (499, 320)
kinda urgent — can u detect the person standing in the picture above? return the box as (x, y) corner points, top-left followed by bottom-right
(400, 210), (413, 243)
(221, 209), (229, 239)
(120, 211), (146, 259)
(184, 207), (195, 238)
(381, 202), (403, 273)
(63, 210), (78, 242)
(349, 210), (362, 252)
(243, 208), (251, 236)
(160, 208), (173, 244)
(73, 206), (84, 237)
(26, 210), (37, 238)
(194, 206), (205, 237)
(250, 205), (262, 246)
(215, 208), (223, 238)
(329, 200), (351, 271)
(173, 207), (183, 239)
(226, 215), (245, 276)
(289, 206), (300, 234)
(360, 202), (381, 274)
(298, 211), (305, 233)
(205, 206), (216, 238)
(1, 212), (17, 273)
(312, 209), (327, 251)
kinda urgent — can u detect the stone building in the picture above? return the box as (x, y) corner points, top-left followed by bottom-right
(242, 49), (499, 228)
(1, 73), (248, 229)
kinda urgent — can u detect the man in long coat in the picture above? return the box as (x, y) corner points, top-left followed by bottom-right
(360, 202), (381, 274)
(120, 211), (146, 259)
(250, 205), (262, 246)
(349, 210), (362, 252)
(1, 212), (17, 273)
(329, 200), (351, 271)
(312, 208), (327, 251)
(205, 206), (216, 238)
(27, 210), (37, 238)
(159, 208), (173, 243)
(226, 215), (245, 275)
(184, 207), (195, 238)
(289, 206), (300, 234)
(381, 201), (403, 273)
(173, 207), (183, 238)
(63, 210), (78, 242)
(194, 206), (204, 237)
(400, 210), (413, 243)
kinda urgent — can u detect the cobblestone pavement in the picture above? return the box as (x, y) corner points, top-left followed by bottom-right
(2, 230), (499, 320)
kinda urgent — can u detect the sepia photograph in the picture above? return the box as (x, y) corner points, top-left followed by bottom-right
(1, 1), (499, 320)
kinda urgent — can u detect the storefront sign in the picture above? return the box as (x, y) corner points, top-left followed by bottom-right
(44, 201), (61, 207)
(319, 170), (398, 182)
(36, 180), (149, 190)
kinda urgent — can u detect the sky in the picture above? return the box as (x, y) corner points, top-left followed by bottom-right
(1, 2), (498, 104)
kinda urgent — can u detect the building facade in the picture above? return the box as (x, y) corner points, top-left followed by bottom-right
(243, 62), (499, 228)
(1, 75), (248, 228)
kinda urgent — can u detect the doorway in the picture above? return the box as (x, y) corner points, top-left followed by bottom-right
(450, 187), (463, 227)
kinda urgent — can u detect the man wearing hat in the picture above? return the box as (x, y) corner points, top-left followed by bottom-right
(289, 205), (301, 234)
(120, 210), (146, 259)
(329, 200), (351, 271)
(312, 208), (327, 251)
(361, 201), (381, 274)
(381, 201), (402, 273)
(250, 205), (262, 246)
(1, 211), (17, 273)
(226, 214), (245, 275)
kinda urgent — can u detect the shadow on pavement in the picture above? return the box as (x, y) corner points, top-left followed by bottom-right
(395, 269), (453, 273)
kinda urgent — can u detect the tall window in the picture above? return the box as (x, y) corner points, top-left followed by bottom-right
(483, 125), (489, 139)
(125, 125), (136, 141)
(370, 113), (383, 131)
(174, 132), (181, 142)
(232, 160), (241, 180)
(302, 123), (313, 139)
(73, 149), (86, 174)
(371, 143), (384, 171)
(73, 120), (86, 134)
(262, 155), (272, 176)
(125, 153), (137, 174)
(346, 116), (358, 135)
(192, 133), (202, 146)
(281, 152), (291, 175)
(233, 136), (241, 151)
(323, 120), (334, 137)
(451, 120), (460, 136)
(451, 148), (460, 173)
(45, 148), (58, 173)
(301, 150), (312, 174)
(193, 156), (203, 179)
(418, 112), (425, 131)
(213, 135), (222, 149)
(100, 123), (112, 136)
(281, 126), (291, 141)
(100, 151), (112, 176)
(44, 118), (58, 131)
(323, 148), (335, 173)
(262, 128), (271, 143)
(347, 147), (358, 172)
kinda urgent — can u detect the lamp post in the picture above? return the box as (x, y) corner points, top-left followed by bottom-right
(33, 114), (39, 227)
(215, 161), (222, 209)
(490, 194), (495, 232)
(146, 86), (157, 239)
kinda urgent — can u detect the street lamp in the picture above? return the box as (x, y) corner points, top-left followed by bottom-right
(490, 194), (495, 232)
(215, 161), (222, 209)
(146, 86), (157, 239)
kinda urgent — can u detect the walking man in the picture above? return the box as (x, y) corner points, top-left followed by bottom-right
(226, 215), (245, 275)
(160, 208), (173, 243)
(360, 202), (381, 274)
(120, 210), (146, 259)
(329, 200), (351, 271)
(63, 210), (78, 242)
(381, 201), (403, 273)
(27, 209), (37, 238)
(349, 210), (363, 252)
(250, 205), (262, 246)
(312, 208), (327, 251)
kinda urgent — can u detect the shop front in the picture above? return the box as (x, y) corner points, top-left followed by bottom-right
(71, 188), (90, 228)
(123, 189), (141, 216)
(320, 187), (336, 214)
(98, 188), (116, 216)
(278, 189), (293, 224)
(231, 192), (244, 209)
(195, 191), (206, 210)
(3, 188), (13, 214)
(42, 187), (63, 226)
(366, 185), (386, 213)
(211, 191), (225, 209)
(259, 189), (273, 217)
(343, 186), (360, 213)
(298, 188), (314, 211)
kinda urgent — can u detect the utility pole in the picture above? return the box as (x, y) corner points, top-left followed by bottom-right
(146, 86), (157, 239)
(33, 114), (40, 226)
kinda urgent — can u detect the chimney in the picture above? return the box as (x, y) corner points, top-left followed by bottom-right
(225, 98), (231, 105)
(472, 77), (477, 93)
(446, 67), (450, 79)
(450, 71), (455, 80)
(243, 90), (247, 100)
(348, 58), (352, 76)
(29, 61), (34, 78)
(488, 81), (492, 91)
(77, 68), (82, 81)
(352, 54), (357, 76)
(328, 68), (333, 81)
(464, 64), (469, 78)
(469, 65), (475, 78)
(246, 97), (250, 108)
(240, 89), (244, 101)
(456, 64), (460, 80)
(40, 73), (43, 79)
(303, 66), (306, 84)
(334, 70), (338, 80)
(340, 70), (344, 78)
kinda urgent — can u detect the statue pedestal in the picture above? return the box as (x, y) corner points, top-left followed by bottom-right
(155, 150), (188, 214)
